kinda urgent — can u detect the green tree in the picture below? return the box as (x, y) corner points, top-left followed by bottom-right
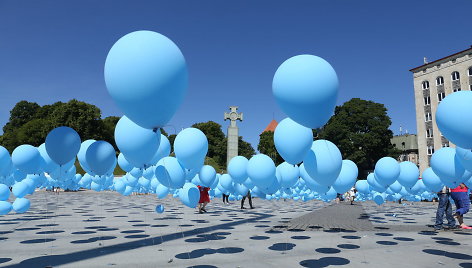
(102, 116), (120, 150)
(238, 136), (255, 159)
(257, 131), (284, 165)
(3, 101), (41, 133)
(317, 98), (400, 178)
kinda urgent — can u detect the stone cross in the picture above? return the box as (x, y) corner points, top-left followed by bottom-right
(224, 106), (243, 167)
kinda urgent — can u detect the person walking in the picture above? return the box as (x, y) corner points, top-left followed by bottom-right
(434, 186), (456, 230)
(222, 193), (230, 204)
(450, 183), (471, 229)
(241, 190), (254, 209)
(197, 185), (210, 214)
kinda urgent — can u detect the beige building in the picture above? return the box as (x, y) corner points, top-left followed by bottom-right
(410, 46), (472, 174)
(391, 134), (419, 166)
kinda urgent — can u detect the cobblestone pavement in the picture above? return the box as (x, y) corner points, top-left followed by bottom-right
(0, 191), (471, 268)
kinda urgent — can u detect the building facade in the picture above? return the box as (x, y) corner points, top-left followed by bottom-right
(391, 134), (419, 166)
(410, 46), (472, 174)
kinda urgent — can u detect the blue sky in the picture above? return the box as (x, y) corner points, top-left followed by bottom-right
(0, 0), (470, 149)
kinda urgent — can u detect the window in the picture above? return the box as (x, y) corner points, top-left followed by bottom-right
(438, 92), (445, 101)
(427, 146), (435, 155)
(470, 84), (472, 90)
(442, 142), (450, 147)
(425, 112), (432, 122)
(422, 81), (430, 89)
(452, 71), (460, 81)
(453, 88), (462, 92)
(436, 76), (444, 85)
(426, 128), (433, 138)
(469, 67), (472, 76)
(424, 96), (431, 105)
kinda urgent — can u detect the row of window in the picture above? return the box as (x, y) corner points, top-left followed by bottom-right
(426, 143), (450, 156)
(421, 67), (472, 89)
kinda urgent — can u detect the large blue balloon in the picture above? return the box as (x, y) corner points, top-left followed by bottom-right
(276, 162), (299, 188)
(299, 163), (330, 194)
(219, 174), (234, 193)
(156, 184), (169, 199)
(38, 144), (59, 174)
(228, 156), (248, 183)
(0, 201), (11, 215)
(12, 197), (30, 213)
(247, 154), (276, 188)
(86, 141), (116, 176)
(104, 30), (188, 129)
(155, 157), (186, 189)
(272, 55), (338, 129)
(12, 145), (42, 174)
(77, 140), (96, 175)
(45, 127), (81, 165)
(374, 157), (400, 186)
(199, 165), (216, 187)
(118, 153), (133, 172)
(179, 183), (199, 208)
(396, 161), (420, 189)
(174, 128), (208, 170)
(455, 147), (472, 172)
(0, 184), (10, 201)
(436, 91), (472, 149)
(430, 147), (465, 183)
(422, 168), (444, 192)
(332, 160), (358, 194)
(115, 116), (161, 168)
(388, 181), (402, 193)
(355, 180), (370, 194)
(303, 140), (342, 186)
(0, 146), (11, 177)
(274, 118), (313, 164)
(368, 173), (387, 193)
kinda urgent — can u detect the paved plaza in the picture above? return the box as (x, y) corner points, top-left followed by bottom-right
(0, 191), (472, 268)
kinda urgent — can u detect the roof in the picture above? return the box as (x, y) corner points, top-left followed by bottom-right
(391, 134), (418, 151)
(409, 46), (472, 72)
(262, 119), (278, 133)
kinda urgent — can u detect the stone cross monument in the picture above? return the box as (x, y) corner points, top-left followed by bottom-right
(224, 106), (243, 167)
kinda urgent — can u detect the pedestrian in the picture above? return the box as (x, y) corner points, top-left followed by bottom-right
(450, 183), (471, 229)
(197, 185), (210, 214)
(222, 193), (230, 204)
(434, 186), (456, 230)
(348, 187), (356, 205)
(241, 190), (254, 209)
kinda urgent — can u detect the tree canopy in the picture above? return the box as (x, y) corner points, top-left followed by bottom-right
(317, 98), (400, 178)
(257, 130), (284, 165)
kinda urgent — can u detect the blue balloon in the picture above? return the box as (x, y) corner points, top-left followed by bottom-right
(156, 183), (169, 199)
(150, 134), (171, 165)
(373, 194), (384, 205)
(368, 173), (387, 193)
(456, 147), (472, 172)
(38, 144), (59, 174)
(129, 167), (143, 179)
(77, 140), (96, 175)
(272, 55), (338, 129)
(91, 181), (101, 192)
(138, 177), (150, 188)
(233, 183), (249, 196)
(12, 145), (42, 174)
(86, 141), (116, 176)
(123, 185), (133, 196)
(0, 201), (11, 215)
(276, 162), (299, 188)
(104, 30), (188, 129)
(436, 91), (472, 149)
(113, 179), (126, 194)
(174, 128), (208, 170)
(0, 184), (10, 201)
(155, 157), (186, 188)
(118, 153), (133, 172)
(422, 168), (444, 192)
(388, 181), (402, 193)
(332, 160), (358, 194)
(179, 183), (199, 208)
(374, 157), (400, 186)
(303, 140), (342, 186)
(355, 180), (370, 194)
(199, 165), (216, 187)
(319, 187), (337, 201)
(115, 116), (161, 168)
(430, 147), (465, 183)
(12, 197), (30, 213)
(142, 166), (155, 180)
(299, 163), (330, 194)
(247, 154), (276, 188)
(274, 118), (313, 164)
(396, 161), (420, 189)
(155, 204), (165, 214)
(228, 156), (248, 183)
(219, 174), (234, 193)
(0, 146), (11, 177)
(45, 127), (81, 165)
